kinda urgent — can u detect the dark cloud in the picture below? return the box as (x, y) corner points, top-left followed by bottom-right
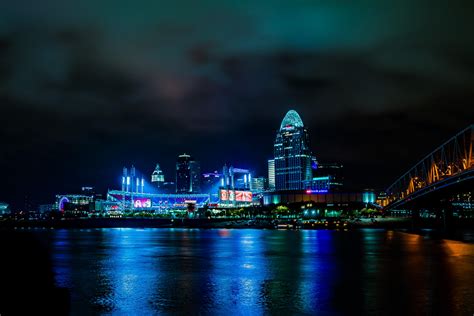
(1, 0), (473, 208)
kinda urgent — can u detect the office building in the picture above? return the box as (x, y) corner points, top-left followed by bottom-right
(151, 163), (165, 188)
(251, 177), (267, 192)
(176, 154), (201, 193)
(274, 110), (313, 190)
(268, 159), (275, 190)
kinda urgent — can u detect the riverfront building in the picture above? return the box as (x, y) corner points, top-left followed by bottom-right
(274, 110), (313, 190)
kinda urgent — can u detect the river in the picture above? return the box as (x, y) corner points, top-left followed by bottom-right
(1, 228), (473, 315)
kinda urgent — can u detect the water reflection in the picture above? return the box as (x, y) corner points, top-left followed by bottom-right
(48, 228), (474, 315)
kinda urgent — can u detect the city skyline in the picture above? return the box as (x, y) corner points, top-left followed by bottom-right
(1, 108), (473, 209)
(1, 1), (474, 209)
(0, 2), (473, 315)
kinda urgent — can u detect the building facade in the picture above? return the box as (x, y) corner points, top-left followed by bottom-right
(274, 110), (313, 190)
(221, 165), (252, 191)
(251, 177), (267, 192)
(268, 159), (275, 190)
(151, 163), (165, 188)
(176, 154), (201, 193)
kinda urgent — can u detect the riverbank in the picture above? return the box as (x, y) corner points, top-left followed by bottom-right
(2, 217), (473, 242)
(1, 217), (472, 231)
(0, 217), (411, 229)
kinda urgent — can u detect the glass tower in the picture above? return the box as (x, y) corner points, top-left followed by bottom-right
(274, 110), (313, 190)
(176, 154), (201, 193)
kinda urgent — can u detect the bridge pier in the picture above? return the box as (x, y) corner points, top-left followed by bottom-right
(434, 201), (455, 235)
(410, 209), (421, 231)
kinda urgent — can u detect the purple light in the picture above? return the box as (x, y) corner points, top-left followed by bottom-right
(58, 196), (70, 212)
(306, 189), (328, 194)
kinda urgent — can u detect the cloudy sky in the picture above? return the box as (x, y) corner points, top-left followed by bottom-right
(1, 0), (473, 208)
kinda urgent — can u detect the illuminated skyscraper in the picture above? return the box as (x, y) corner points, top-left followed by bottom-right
(189, 160), (201, 193)
(274, 110), (313, 190)
(176, 154), (201, 193)
(268, 159), (275, 190)
(151, 163), (165, 188)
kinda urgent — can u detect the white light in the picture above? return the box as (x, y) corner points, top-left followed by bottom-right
(141, 178), (144, 186)
(127, 177), (130, 185)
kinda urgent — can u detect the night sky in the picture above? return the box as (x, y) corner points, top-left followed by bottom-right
(1, 0), (473, 209)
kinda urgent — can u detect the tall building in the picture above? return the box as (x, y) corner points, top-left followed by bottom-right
(274, 110), (313, 190)
(268, 159), (275, 190)
(176, 154), (201, 193)
(251, 177), (267, 192)
(151, 163), (165, 188)
(189, 160), (201, 193)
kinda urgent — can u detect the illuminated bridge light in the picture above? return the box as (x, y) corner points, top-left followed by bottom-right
(385, 124), (473, 210)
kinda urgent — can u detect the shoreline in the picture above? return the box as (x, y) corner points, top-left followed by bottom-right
(2, 218), (473, 242)
(0, 217), (411, 229)
(1, 216), (471, 229)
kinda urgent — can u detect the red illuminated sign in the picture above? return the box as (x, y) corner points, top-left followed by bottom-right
(219, 190), (252, 202)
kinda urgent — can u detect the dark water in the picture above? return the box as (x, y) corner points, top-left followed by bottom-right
(4, 228), (474, 315)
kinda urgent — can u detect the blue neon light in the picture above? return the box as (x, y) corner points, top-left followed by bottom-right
(306, 189), (328, 194)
